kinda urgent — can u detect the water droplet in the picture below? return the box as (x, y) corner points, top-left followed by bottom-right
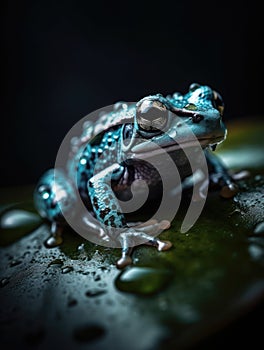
(0, 277), (9, 287)
(9, 259), (22, 267)
(249, 244), (263, 260)
(115, 266), (173, 295)
(73, 324), (106, 343)
(61, 266), (73, 274)
(85, 290), (107, 297)
(77, 243), (85, 252)
(229, 208), (241, 217)
(0, 209), (42, 245)
(254, 175), (262, 181)
(114, 101), (125, 110)
(254, 222), (264, 235)
(48, 259), (64, 267)
(0, 209), (41, 229)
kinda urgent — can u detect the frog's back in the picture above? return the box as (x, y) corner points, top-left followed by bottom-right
(70, 103), (135, 158)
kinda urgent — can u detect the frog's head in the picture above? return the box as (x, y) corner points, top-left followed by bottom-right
(122, 84), (226, 157)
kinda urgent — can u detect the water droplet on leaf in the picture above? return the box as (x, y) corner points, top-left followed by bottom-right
(85, 290), (106, 297)
(48, 259), (64, 267)
(115, 266), (173, 295)
(0, 209), (42, 245)
(61, 266), (73, 274)
(0, 277), (9, 287)
(254, 222), (264, 235)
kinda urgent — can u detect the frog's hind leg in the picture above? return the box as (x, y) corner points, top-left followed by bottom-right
(34, 169), (77, 248)
(205, 149), (239, 198)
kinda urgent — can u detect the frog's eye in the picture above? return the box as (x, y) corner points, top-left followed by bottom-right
(213, 91), (224, 116)
(189, 83), (200, 92)
(136, 100), (167, 132)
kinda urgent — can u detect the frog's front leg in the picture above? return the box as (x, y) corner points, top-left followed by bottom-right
(205, 149), (238, 198)
(88, 163), (172, 268)
(34, 169), (77, 247)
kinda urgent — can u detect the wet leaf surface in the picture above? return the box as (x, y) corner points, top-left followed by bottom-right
(0, 120), (264, 349)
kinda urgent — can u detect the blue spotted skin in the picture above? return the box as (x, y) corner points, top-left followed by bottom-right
(34, 83), (237, 264)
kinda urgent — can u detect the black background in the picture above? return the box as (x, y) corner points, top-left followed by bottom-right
(1, 1), (264, 348)
(2, 0), (263, 186)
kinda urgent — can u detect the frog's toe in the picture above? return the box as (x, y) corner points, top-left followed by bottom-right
(157, 239), (172, 251)
(116, 255), (133, 269)
(220, 182), (239, 198)
(44, 222), (64, 248)
(44, 235), (63, 248)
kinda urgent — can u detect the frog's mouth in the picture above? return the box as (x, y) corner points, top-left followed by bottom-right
(129, 135), (224, 159)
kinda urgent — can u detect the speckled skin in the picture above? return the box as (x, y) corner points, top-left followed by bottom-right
(34, 83), (237, 268)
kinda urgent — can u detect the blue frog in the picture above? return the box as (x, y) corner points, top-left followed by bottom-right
(34, 83), (238, 268)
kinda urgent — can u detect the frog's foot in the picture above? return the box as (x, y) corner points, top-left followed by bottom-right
(209, 172), (239, 199)
(116, 248), (133, 269)
(145, 238), (172, 251)
(44, 222), (64, 248)
(130, 229), (172, 252)
(219, 181), (239, 199)
(117, 234), (133, 269)
(219, 170), (250, 198)
(117, 228), (172, 269)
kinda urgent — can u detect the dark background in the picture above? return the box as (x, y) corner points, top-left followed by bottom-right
(1, 1), (264, 348)
(2, 0), (263, 186)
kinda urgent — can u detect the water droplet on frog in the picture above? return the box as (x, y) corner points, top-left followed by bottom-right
(73, 324), (106, 343)
(254, 222), (264, 235)
(61, 266), (73, 274)
(113, 101), (124, 110)
(115, 266), (173, 295)
(82, 120), (92, 129)
(173, 92), (182, 99)
(169, 129), (177, 139)
(0, 277), (9, 287)
(85, 290), (107, 297)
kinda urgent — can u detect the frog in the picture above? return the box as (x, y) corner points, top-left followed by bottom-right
(34, 83), (238, 268)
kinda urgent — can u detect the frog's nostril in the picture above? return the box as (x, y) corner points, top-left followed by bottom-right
(192, 114), (204, 123)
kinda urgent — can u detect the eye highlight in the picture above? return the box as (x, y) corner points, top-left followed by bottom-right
(136, 99), (167, 132)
